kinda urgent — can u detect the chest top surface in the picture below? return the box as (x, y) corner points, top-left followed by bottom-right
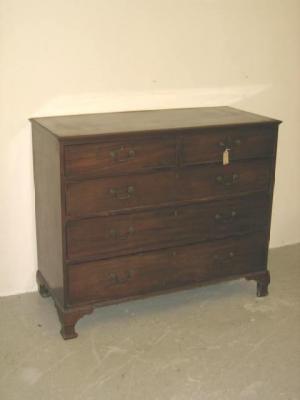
(30, 106), (280, 139)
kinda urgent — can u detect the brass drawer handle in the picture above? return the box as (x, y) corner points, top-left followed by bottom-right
(110, 185), (135, 200)
(219, 137), (241, 149)
(216, 173), (239, 186)
(110, 146), (136, 162)
(215, 210), (237, 223)
(108, 270), (133, 285)
(109, 226), (135, 240)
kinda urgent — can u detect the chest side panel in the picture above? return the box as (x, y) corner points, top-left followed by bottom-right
(32, 123), (64, 306)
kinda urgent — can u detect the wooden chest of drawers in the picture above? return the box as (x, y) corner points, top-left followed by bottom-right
(31, 107), (280, 339)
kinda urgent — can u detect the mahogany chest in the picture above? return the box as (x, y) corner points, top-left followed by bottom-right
(31, 107), (280, 339)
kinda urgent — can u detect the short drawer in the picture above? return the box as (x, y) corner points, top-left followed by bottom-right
(67, 232), (267, 305)
(66, 193), (269, 262)
(182, 125), (276, 165)
(64, 137), (176, 178)
(65, 160), (272, 217)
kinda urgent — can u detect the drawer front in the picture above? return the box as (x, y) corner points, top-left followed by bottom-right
(182, 126), (276, 165)
(68, 232), (267, 305)
(66, 160), (271, 217)
(66, 170), (175, 217)
(64, 137), (176, 178)
(66, 193), (269, 262)
(177, 159), (272, 202)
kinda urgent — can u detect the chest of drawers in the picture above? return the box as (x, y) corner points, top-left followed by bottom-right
(31, 107), (280, 339)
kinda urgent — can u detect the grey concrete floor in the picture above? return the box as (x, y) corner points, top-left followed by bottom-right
(0, 244), (299, 400)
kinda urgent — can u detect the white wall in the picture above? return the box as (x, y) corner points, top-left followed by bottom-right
(1, 0), (299, 296)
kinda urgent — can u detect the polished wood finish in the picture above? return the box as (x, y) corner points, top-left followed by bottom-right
(31, 106), (279, 138)
(66, 170), (175, 217)
(31, 107), (280, 339)
(68, 232), (267, 305)
(65, 160), (272, 217)
(64, 137), (176, 178)
(66, 193), (268, 262)
(32, 123), (64, 305)
(182, 125), (275, 165)
(55, 302), (93, 340)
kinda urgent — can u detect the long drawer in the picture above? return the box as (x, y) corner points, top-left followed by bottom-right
(68, 232), (267, 305)
(65, 159), (272, 217)
(66, 193), (269, 262)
